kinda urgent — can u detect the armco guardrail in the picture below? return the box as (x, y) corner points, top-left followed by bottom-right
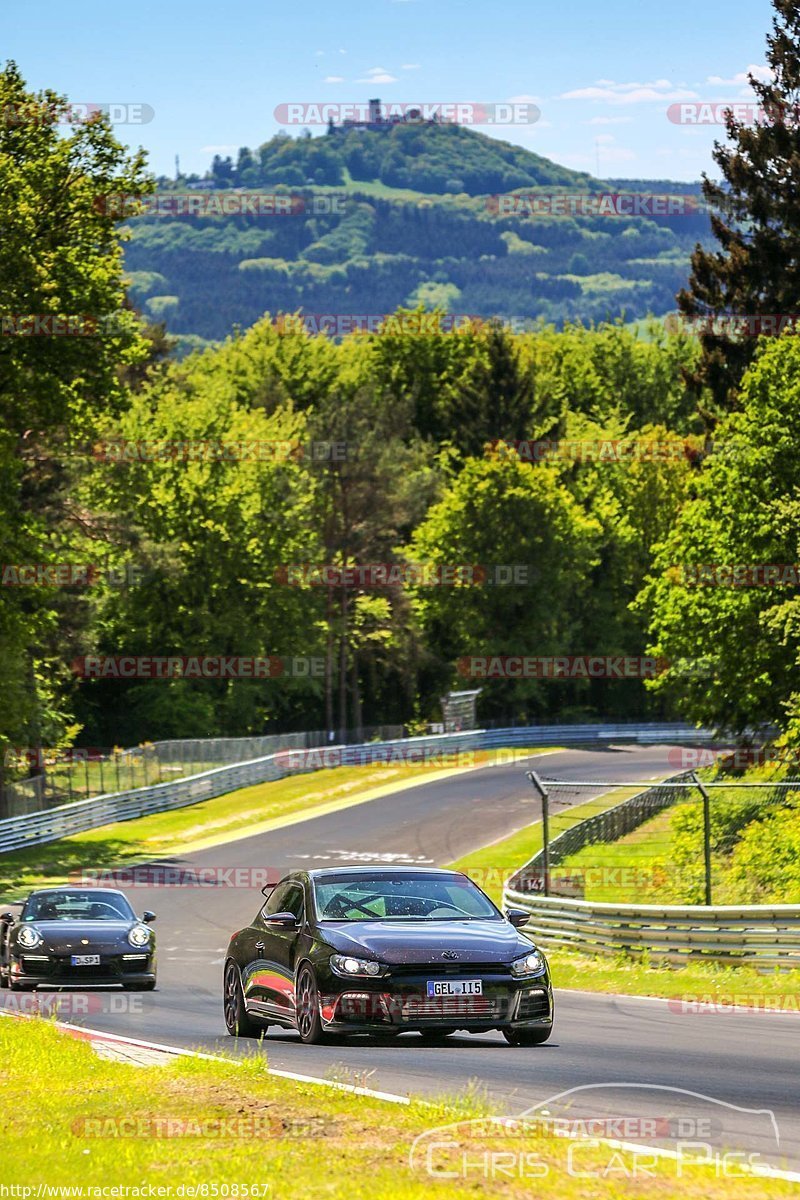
(0, 721), (714, 857)
(502, 889), (800, 969)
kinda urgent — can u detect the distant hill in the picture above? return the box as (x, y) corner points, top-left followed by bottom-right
(124, 125), (713, 348)
(207, 120), (596, 195)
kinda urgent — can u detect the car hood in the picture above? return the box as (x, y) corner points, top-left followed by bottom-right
(16, 921), (140, 952)
(319, 919), (536, 964)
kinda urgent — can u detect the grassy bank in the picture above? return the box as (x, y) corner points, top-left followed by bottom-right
(448, 783), (646, 906)
(0, 1017), (790, 1196)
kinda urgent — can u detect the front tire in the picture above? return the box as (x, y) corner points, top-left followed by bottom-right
(295, 963), (326, 1044)
(124, 980), (156, 991)
(503, 1026), (552, 1046)
(223, 960), (263, 1038)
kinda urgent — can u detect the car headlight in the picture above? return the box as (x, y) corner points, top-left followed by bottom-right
(17, 926), (43, 949)
(510, 951), (547, 978)
(128, 925), (150, 948)
(330, 954), (385, 978)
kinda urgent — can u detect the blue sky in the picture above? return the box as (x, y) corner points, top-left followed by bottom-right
(5, 0), (777, 181)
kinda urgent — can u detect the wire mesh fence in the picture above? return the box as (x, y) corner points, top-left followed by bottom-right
(518, 769), (800, 906)
(0, 724), (407, 819)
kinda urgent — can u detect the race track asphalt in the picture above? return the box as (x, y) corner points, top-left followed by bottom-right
(10, 744), (799, 1177)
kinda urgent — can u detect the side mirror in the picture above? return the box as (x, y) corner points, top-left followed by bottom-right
(0, 913), (14, 922)
(142, 911), (156, 924)
(506, 907), (529, 928)
(264, 911), (299, 928)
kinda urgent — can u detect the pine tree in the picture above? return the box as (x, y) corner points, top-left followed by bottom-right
(678, 0), (800, 419)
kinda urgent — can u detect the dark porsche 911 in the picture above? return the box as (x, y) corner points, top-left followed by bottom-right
(0, 887), (157, 991)
(223, 867), (552, 1045)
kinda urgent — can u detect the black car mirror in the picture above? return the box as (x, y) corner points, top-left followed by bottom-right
(505, 907), (529, 928)
(264, 911), (300, 928)
(142, 911), (156, 923)
(0, 912), (15, 922)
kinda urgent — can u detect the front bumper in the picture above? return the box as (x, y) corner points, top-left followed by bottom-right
(9, 952), (156, 988)
(318, 968), (553, 1033)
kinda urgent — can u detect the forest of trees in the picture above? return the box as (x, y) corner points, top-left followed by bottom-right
(4, 0), (800, 776)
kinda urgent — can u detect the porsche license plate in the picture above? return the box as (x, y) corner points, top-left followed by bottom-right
(71, 954), (100, 966)
(426, 979), (482, 997)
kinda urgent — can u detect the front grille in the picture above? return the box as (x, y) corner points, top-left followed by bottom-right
(397, 995), (508, 1022)
(335, 993), (389, 1024)
(389, 963), (509, 978)
(21, 957), (52, 974)
(517, 989), (550, 1020)
(53, 960), (119, 980)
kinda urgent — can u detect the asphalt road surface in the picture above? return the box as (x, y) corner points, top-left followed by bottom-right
(9, 744), (799, 1179)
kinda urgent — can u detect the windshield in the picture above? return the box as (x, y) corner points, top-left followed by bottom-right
(313, 873), (501, 921)
(23, 891), (135, 923)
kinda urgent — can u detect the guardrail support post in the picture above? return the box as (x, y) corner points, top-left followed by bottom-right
(527, 770), (550, 896)
(691, 771), (713, 905)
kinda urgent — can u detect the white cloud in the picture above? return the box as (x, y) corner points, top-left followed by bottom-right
(603, 147), (637, 162)
(707, 64), (772, 86)
(364, 66), (390, 75)
(323, 76), (345, 84)
(586, 115), (633, 125)
(562, 143), (638, 167)
(357, 72), (398, 84)
(560, 79), (698, 105)
(401, 63), (421, 70)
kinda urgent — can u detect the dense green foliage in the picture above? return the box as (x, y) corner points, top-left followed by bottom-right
(679, 0), (800, 416)
(643, 336), (800, 734)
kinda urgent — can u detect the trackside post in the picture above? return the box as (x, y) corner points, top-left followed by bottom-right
(527, 770), (550, 896)
(691, 770), (713, 905)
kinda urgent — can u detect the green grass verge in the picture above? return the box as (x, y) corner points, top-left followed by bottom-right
(1, 1018), (789, 1196)
(554, 805), (677, 902)
(447, 784), (646, 906)
(0, 748), (559, 903)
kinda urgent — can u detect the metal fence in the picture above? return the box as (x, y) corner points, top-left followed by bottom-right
(504, 768), (800, 966)
(0, 721), (714, 855)
(0, 725), (406, 819)
(511, 771), (695, 895)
